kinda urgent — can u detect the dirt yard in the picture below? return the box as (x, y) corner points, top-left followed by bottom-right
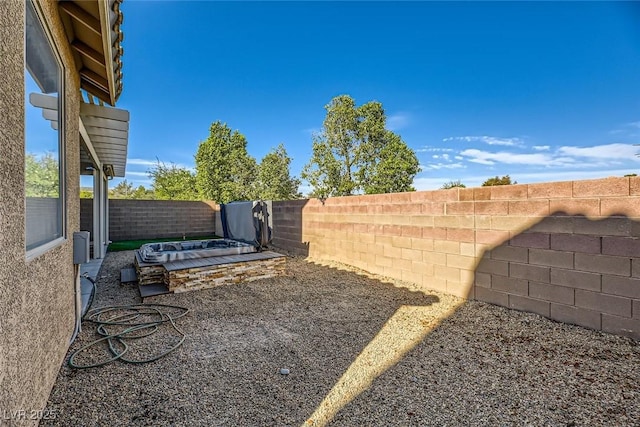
(43, 249), (639, 426)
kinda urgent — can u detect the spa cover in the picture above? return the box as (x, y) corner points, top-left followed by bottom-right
(220, 201), (272, 249)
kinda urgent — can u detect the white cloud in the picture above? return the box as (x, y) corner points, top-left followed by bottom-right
(442, 153), (450, 160)
(558, 143), (639, 160)
(124, 171), (150, 177)
(126, 158), (157, 166)
(511, 168), (639, 183)
(432, 154), (439, 159)
(127, 157), (195, 172)
(454, 156), (463, 160)
(455, 143), (639, 171)
(610, 122), (640, 136)
(413, 177), (461, 191)
(416, 146), (455, 153)
(423, 162), (465, 170)
(387, 113), (410, 131)
(532, 145), (550, 151)
(443, 135), (524, 147)
(412, 168), (639, 191)
(460, 149), (554, 166)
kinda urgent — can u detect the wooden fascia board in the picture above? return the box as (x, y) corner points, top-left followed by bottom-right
(98, 0), (117, 105)
(80, 68), (109, 92)
(71, 39), (105, 69)
(59, 2), (101, 36)
(81, 80), (111, 105)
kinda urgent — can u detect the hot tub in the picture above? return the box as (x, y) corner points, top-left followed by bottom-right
(138, 239), (257, 263)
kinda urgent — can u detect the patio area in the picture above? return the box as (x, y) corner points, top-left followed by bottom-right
(44, 249), (639, 426)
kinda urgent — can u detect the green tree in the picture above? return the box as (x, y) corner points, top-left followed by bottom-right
(482, 175), (516, 186)
(441, 179), (466, 189)
(362, 132), (420, 194)
(79, 188), (93, 199)
(148, 160), (199, 200)
(132, 185), (155, 200)
(195, 121), (258, 203)
(255, 144), (301, 200)
(109, 179), (135, 199)
(25, 152), (59, 197)
(302, 95), (419, 197)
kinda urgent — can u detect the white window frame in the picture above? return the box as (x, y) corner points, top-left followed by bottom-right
(25, 0), (67, 260)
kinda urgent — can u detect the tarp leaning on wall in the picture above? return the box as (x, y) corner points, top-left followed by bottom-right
(220, 201), (272, 249)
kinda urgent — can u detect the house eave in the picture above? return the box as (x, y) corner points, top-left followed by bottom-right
(58, 0), (124, 106)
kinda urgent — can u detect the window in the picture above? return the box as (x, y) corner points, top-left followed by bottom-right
(25, 0), (65, 253)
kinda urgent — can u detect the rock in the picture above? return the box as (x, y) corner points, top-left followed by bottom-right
(280, 368), (290, 375)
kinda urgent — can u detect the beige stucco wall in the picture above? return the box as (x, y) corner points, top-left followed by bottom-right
(0, 0), (81, 423)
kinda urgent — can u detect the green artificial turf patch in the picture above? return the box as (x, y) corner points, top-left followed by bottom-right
(108, 235), (220, 252)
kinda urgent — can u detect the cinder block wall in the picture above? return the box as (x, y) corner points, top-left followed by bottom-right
(80, 199), (219, 241)
(80, 198), (92, 233)
(272, 177), (640, 340)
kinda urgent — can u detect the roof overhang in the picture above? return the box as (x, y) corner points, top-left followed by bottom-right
(30, 93), (130, 178)
(58, 0), (124, 106)
(80, 101), (129, 177)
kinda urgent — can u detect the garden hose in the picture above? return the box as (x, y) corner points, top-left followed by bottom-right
(68, 303), (189, 369)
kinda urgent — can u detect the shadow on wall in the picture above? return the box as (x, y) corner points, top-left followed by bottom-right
(304, 211), (640, 426)
(473, 211), (640, 340)
(271, 199), (310, 257)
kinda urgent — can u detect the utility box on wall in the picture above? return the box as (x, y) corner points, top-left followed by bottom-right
(73, 231), (90, 264)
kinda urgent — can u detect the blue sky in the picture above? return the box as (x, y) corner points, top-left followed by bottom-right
(106, 1), (640, 193)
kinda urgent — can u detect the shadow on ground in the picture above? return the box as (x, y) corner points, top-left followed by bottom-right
(43, 250), (639, 426)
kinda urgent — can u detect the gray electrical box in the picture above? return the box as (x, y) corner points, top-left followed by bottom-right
(73, 231), (90, 264)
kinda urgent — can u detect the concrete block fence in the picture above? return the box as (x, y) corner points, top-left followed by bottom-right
(272, 177), (640, 340)
(80, 199), (220, 241)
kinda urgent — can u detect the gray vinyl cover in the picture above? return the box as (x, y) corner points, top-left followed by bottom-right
(223, 201), (258, 246)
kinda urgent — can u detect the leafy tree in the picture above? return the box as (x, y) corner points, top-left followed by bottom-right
(482, 175), (516, 186)
(109, 180), (156, 199)
(441, 179), (466, 189)
(148, 160), (199, 200)
(302, 134), (343, 198)
(302, 95), (419, 197)
(255, 144), (301, 200)
(363, 133), (420, 194)
(79, 188), (93, 199)
(25, 152), (59, 197)
(132, 185), (155, 200)
(195, 121), (257, 203)
(109, 179), (135, 199)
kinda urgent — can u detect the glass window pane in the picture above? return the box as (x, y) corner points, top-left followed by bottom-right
(25, 0), (63, 252)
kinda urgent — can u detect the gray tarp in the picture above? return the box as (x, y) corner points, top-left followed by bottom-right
(220, 201), (272, 248)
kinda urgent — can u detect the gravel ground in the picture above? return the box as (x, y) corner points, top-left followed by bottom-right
(44, 249), (639, 426)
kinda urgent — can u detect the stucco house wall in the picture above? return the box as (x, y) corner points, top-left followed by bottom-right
(0, 0), (80, 422)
